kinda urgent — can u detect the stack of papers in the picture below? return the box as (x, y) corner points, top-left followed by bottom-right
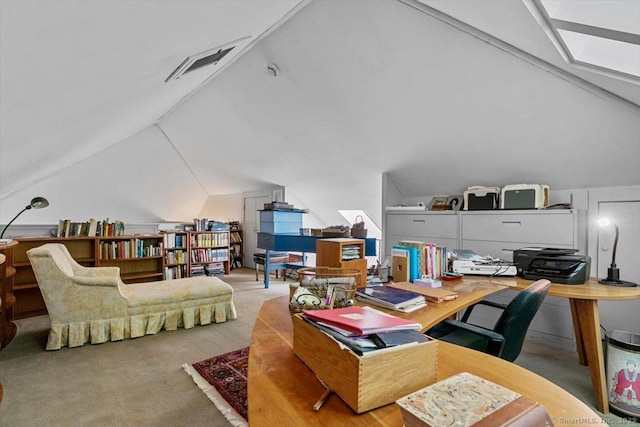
(355, 285), (427, 313)
(301, 306), (427, 355)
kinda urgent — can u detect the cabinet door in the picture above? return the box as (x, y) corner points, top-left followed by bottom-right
(386, 213), (458, 239)
(461, 212), (576, 246)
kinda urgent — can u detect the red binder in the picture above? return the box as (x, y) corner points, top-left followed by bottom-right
(302, 306), (421, 335)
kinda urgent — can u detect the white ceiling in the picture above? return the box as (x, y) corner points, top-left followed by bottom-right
(1, 0), (639, 225)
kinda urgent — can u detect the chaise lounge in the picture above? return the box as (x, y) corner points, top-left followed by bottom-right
(27, 243), (237, 350)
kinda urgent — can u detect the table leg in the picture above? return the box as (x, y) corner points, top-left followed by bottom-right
(569, 299), (587, 366)
(572, 298), (608, 413)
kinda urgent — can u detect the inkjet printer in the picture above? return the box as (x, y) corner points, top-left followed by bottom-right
(513, 247), (591, 285)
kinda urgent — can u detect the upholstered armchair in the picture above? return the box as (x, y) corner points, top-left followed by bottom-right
(27, 243), (237, 350)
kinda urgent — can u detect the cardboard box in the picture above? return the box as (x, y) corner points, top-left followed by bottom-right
(292, 314), (438, 413)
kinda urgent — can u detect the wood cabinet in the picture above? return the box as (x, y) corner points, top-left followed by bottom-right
(12, 235), (163, 319)
(0, 241), (18, 349)
(189, 231), (230, 276)
(316, 238), (367, 287)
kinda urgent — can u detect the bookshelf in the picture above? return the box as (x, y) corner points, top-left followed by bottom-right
(189, 231), (230, 277)
(316, 238), (368, 288)
(12, 235), (163, 319)
(97, 236), (163, 283)
(229, 227), (243, 270)
(162, 232), (189, 279)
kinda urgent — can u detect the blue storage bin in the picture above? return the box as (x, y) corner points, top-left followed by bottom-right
(260, 210), (303, 234)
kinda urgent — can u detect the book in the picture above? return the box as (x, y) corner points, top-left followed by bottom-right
(302, 306), (421, 336)
(392, 255), (409, 282)
(393, 245), (419, 281)
(396, 372), (552, 427)
(387, 281), (458, 303)
(356, 285), (426, 311)
(372, 330), (430, 348)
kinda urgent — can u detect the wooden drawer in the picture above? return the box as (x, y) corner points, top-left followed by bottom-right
(386, 212), (458, 239)
(461, 211), (576, 245)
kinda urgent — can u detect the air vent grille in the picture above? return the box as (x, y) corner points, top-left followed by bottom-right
(165, 36), (250, 83)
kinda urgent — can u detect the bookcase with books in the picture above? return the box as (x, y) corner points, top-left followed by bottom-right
(316, 238), (368, 288)
(12, 237), (99, 319)
(96, 236), (164, 283)
(162, 232), (189, 279)
(229, 226), (243, 270)
(189, 231), (230, 277)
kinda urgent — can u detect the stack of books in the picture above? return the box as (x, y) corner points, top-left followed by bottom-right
(355, 285), (427, 312)
(301, 306), (428, 355)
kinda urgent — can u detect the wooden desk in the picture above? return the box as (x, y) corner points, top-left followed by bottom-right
(487, 276), (640, 414)
(248, 295), (607, 426)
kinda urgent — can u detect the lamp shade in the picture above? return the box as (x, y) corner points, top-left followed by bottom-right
(30, 197), (49, 209)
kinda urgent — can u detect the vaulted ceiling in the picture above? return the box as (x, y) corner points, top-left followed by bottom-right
(1, 0), (639, 227)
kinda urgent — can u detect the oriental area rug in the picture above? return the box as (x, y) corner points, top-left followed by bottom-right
(183, 346), (249, 427)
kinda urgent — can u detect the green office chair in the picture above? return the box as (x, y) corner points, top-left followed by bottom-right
(427, 279), (551, 362)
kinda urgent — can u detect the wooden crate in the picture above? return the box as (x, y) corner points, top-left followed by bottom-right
(292, 314), (438, 413)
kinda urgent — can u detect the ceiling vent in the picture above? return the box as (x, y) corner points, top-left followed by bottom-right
(165, 35), (251, 83)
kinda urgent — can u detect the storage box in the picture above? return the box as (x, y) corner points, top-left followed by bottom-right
(292, 314), (438, 413)
(500, 184), (549, 210)
(463, 186), (500, 210)
(259, 210), (303, 234)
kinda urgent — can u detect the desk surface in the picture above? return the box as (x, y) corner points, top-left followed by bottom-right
(248, 294), (607, 426)
(492, 276), (640, 300)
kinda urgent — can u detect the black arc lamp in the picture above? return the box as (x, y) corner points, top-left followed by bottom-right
(597, 218), (638, 287)
(0, 196), (50, 242)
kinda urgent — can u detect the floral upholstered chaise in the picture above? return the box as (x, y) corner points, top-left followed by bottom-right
(27, 243), (237, 350)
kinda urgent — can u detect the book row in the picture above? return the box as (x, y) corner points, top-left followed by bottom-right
(57, 218), (125, 237)
(99, 239), (162, 260)
(190, 248), (229, 264)
(164, 265), (188, 280)
(190, 232), (229, 248)
(164, 250), (187, 265)
(392, 240), (448, 282)
(193, 218), (229, 232)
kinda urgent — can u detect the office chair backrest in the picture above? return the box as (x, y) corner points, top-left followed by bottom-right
(490, 279), (551, 362)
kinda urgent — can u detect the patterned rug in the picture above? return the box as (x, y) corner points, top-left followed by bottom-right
(183, 347), (249, 427)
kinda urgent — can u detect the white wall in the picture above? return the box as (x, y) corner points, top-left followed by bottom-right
(0, 125), (209, 235)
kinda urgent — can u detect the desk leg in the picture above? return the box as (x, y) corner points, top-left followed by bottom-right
(572, 298), (608, 414)
(263, 251), (271, 289)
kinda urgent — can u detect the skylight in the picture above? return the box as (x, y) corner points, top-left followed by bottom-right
(526, 0), (640, 83)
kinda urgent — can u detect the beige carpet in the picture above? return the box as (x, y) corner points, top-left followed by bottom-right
(0, 268), (636, 426)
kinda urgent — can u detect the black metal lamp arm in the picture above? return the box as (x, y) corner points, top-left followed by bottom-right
(0, 206), (31, 239)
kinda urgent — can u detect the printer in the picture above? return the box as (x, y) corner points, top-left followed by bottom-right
(513, 247), (591, 285)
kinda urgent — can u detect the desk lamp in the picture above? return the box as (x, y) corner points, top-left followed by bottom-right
(597, 218), (638, 287)
(0, 197), (50, 243)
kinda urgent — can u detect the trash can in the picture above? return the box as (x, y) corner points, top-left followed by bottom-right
(605, 330), (640, 419)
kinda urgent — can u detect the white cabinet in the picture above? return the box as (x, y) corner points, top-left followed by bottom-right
(383, 208), (586, 350)
(460, 210), (582, 261)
